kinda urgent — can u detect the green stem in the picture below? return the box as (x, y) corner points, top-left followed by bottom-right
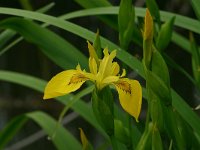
(145, 84), (151, 130)
(110, 135), (119, 150)
(127, 115), (133, 150)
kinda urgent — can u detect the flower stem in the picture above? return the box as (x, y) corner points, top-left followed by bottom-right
(110, 135), (119, 150)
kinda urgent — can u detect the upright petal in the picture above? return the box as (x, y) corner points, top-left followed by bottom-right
(114, 78), (142, 121)
(89, 57), (97, 75)
(87, 41), (99, 63)
(111, 62), (120, 76)
(43, 70), (89, 99)
(98, 49), (117, 78)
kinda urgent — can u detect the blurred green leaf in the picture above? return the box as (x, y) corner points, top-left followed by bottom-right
(172, 32), (191, 53)
(0, 30), (15, 51)
(74, 0), (110, 8)
(27, 111), (82, 150)
(92, 87), (114, 136)
(190, 32), (200, 86)
(0, 18), (87, 69)
(93, 29), (102, 58)
(191, 0), (200, 20)
(156, 17), (175, 51)
(135, 122), (153, 150)
(74, 0), (117, 30)
(0, 111), (82, 150)
(152, 127), (163, 150)
(146, 71), (171, 106)
(0, 2), (55, 55)
(146, 0), (161, 25)
(0, 7), (200, 35)
(114, 119), (130, 146)
(118, 0), (135, 50)
(0, 115), (27, 149)
(151, 48), (170, 88)
(0, 6), (199, 55)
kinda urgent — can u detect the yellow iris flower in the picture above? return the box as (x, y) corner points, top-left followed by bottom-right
(43, 42), (142, 121)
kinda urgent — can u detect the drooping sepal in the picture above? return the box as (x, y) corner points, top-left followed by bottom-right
(114, 79), (142, 122)
(43, 69), (89, 99)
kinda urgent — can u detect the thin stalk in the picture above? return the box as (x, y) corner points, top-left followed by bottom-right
(110, 135), (119, 150)
(127, 115), (133, 150)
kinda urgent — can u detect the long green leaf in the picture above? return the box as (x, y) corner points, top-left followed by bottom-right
(0, 111), (82, 150)
(191, 0), (200, 20)
(0, 6), (198, 55)
(74, 0), (110, 8)
(0, 2), (55, 55)
(0, 7), (199, 34)
(0, 18), (87, 69)
(26, 111), (82, 150)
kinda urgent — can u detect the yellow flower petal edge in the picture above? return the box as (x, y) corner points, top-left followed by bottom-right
(114, 78), (142, 121)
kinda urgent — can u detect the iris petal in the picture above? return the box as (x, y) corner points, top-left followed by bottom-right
(114, 78), (142, 121)
(87, 41), (99, 63)
(98, 48), (117, 79)
(111, 62), (120, 76)
(43, 70), (89, 99)
(102, 76), (119, 86)
(89, 57), (97, 75)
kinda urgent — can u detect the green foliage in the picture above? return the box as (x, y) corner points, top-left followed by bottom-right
(92, 87), (114, 136)
(156, 17), (175, 51)
(0, 111), (82, 150)
(146, 0), (161, 25)
(118, 0), (135, 50)
(0, 18), (87, 69)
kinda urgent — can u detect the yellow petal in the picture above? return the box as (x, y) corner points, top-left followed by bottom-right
(76, 64), (82, 71)
(87, 41), (99, 62)
(89, 57), (97, 75)
(114, 78), (142, 121)
(121, 69), (126, 77)
(111, 62), (120, 76)
(43, 70), (89, 99)
(98, 49), (117, 78)
(79, 128), (89, 150)
(102, 76), (119, 85)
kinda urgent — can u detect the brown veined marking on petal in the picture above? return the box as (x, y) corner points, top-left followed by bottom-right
(68, 73), (88, 85)
(115, 80), (131, 94)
